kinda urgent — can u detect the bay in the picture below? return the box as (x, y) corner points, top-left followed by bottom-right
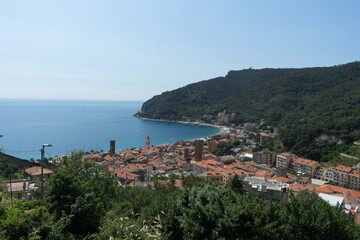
(0, 99), (219, 159)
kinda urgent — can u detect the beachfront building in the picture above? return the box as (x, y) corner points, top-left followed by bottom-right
(217, 110), (228, 123)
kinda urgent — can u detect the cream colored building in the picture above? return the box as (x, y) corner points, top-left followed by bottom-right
(25, 166), (53, 186)
(3, 179), (31, 200)
(291, 158), (320, 176)
(349, 170), (360, 190)
(253, 149), (276, 165)
(276, 152), (297, 169)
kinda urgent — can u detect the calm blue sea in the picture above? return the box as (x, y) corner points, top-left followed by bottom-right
(0, 99), (219, 160)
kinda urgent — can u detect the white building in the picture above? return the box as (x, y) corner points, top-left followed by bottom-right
(276, 152), (297, 169)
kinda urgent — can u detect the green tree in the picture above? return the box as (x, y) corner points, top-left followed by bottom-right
(175, 184), (237, 239)
(46, 151), (119, 238)
(217, 142), (233, 154)
(278, 192), (359, 240)
(229, 174), (245, 194)
(0, 200), (64, 240)
(232, 139), (241, 146)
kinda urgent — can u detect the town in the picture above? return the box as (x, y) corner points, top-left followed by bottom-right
(3, 111), (360, 227)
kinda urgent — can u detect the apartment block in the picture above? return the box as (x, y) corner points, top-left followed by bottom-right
(253, 149), (276, 165)
(276, 152), (297, 169)
(325, 165), (352, 187)
(291, 158), (320, 176)
(324, 167), (335, 182)
(259, 132), (271, 146)
(334, 165), (352, 187)
(349, 170), (360, 190)
(314, 167), (327, 180)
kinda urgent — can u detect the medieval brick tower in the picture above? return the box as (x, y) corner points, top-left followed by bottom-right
(194, 139), (204, 161)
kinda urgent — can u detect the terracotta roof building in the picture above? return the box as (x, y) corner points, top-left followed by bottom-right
(291, 158), (320, 176)
(349, 170), (360, 190)
(25, 166), (53, 186)
(315, 184), (360, 207)
(276, 152), (297, 169)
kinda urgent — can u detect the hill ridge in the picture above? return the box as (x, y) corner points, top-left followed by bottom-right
(138, 61), (360, 160)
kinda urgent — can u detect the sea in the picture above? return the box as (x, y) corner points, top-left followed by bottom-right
(0, 99), (219, 160)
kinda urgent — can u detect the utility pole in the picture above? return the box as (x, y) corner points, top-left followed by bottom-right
(5, 166), (14, 205)
(40, 144), (53, 199)
(9, 175), (13, 205)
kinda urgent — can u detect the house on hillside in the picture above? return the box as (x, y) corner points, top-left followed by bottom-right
(25, 166), (53, 186)
(2, 179), (32, 200)
(244, 176), (289, 201)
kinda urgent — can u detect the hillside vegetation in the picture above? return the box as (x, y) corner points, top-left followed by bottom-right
(1, 152), (359, 239)
(0, 152), (32, 179)
(139, 61), (360, 161)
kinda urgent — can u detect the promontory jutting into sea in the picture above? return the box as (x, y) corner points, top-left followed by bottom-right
(0, 99), (219, 159)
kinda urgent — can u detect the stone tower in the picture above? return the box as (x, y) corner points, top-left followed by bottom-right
(109, 140), (115, 155)
(184, 148), (190, 161)
(145, 135), (151, 149)
(194, 139), (204, 161)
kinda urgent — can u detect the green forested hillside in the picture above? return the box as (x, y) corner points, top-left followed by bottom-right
(0, 153), (32, 179)
(139, 61), (360, 160)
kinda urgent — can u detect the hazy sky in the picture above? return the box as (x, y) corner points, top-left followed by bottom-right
(1, 1), (359, 101)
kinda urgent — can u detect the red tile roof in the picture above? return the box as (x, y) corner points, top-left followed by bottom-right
(293, 157), (319, 167)
(350, 170), (360, 177)
(271, 176), (295, 184)
(290, 183), (315, 194)
(277, 152), (297, 158)
(316, 184), (360, 197)
(334, 165), (353, 173)
(25, 166), (53, 176)
(114, 168), (139, 180)
(260, 132), (270, 137)
(254, 170), (274, 178)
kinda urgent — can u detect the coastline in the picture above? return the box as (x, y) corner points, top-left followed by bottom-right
(135, 115), (221, 130)
(135, 115), (223, 139)
(1, 100), (222, 160)
(4, 116), (222, 160)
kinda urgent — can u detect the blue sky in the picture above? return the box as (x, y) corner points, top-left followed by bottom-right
(1, 1), (359, 101)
